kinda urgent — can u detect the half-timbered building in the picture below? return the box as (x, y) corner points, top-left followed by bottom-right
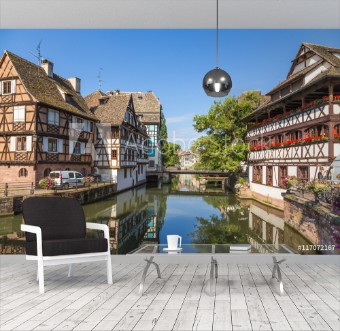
(131, 92), (163, 172)
(243, 43), (340, 207)
(85, 90), (149, 191)
(0, 50), (97, 184)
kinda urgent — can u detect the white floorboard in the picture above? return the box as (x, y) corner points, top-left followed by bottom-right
(0, 258), (339, 331)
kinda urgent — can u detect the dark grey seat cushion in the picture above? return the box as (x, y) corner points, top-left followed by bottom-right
(22, 197), (108, 256)
(26, 238), (108, 256)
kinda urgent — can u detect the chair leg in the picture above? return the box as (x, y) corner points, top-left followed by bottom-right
(37, 259), (45, 294)
(68, 264), (73, 277)
(107, 253), (113, 284)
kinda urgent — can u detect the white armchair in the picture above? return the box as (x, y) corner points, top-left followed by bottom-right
(21, 197), (113, 294)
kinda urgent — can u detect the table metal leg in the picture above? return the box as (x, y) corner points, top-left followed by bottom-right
(139, 256), (161, 295)
(209, 257), (218, 296)
(272, 256), (286, 294)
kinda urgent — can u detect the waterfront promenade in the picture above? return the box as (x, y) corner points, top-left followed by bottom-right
(0, 256), (339, 330)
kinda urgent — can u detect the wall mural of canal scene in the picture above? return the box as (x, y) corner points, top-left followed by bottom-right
(0, 31), (340, 258)
(0, 175), (325, 255)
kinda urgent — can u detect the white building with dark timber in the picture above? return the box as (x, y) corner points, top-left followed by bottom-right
(243, 43), (340, 208)
(85, 90), (149, 191)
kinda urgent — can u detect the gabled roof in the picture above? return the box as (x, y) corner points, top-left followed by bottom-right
(84, 90), (106, 112)
(301, 42), (340, 68)
(85, 90), (162, 124)
(242, 42), (340, 122)
(92, 93), (132, 125)
(131, 92), (161, 123)
(3, 50), (97, 121)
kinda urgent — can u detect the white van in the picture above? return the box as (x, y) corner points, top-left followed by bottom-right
(327, 155), (340, 184)
(49, 171), (84, 189)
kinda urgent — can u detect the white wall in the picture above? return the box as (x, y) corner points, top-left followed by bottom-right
(249, 182), (285, 201)
(334, 143), (340, 157)
(304, 63), (331, 84)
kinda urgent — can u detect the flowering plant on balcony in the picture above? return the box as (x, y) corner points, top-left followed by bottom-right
(248, 97), (334, 130)
(305, 180), (331, 194)
(249, 134), (328, 152)
(282, 176), (299, 189)
(335, 133), (340, 140)
(266, 179), (273, 186)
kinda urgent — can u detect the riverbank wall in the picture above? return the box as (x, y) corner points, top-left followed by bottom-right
(284, 194), (340, 254)
(0, 183), (118, 216)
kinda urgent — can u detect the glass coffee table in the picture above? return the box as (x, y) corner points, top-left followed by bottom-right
(130, 244), (296, 295)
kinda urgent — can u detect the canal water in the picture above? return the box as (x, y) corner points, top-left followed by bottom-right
(0, 174), (312, 254)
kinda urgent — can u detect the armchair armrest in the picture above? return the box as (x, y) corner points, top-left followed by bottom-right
(21, 224), (42, 235)
(86, 222), (110, 240)
(21, 224), (43, 258)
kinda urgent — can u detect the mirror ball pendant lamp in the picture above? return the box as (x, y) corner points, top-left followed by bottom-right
(203, 0), (232, 97)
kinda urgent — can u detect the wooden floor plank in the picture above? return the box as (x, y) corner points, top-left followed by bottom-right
(172, 302), (199, 331)
(212, 300), (232, 331)
(152, 309), (180, 331)
(239, 264), (272, 331)
(279, 265), (338, 330)
(251, 265), (293, 330)
(1, 260), (339, 331)
(262, 263), (333, 331)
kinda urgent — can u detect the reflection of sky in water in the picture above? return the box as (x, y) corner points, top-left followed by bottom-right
(160, 195), (223, 245)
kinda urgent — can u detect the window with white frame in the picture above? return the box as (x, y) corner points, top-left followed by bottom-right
(48, 138), (58, 153)
(10, 135), (32, 152)
(13, 106), (25, 122)
(1, 80), (15, 95)
(48, 109), (59, 125)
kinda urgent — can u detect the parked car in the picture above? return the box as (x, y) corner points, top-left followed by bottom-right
(49, 171), (85, 190)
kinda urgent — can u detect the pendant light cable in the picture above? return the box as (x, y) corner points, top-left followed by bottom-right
(216, 0), (219, 67)
(203, 0), (232, 97)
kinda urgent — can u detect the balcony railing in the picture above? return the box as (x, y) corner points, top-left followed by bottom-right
(249, 135), (329, 151)
(246, 98), (340, 138)
(248, 140), (330, 162)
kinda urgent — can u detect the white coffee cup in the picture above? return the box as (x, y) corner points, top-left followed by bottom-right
(167, 235), (182, 250)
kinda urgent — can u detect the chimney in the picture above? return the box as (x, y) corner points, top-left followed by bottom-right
(68, 77), (81, 94)
(41, 59), (54, 78)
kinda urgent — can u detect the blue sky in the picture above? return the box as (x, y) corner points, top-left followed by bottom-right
(1, 29), (339, 149)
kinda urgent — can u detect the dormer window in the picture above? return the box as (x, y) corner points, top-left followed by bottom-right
(65, 94), (72, 102)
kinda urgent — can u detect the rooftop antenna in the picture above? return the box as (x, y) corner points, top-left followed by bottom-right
(97, 67), (103, 90)
(30, 40), (43, 77)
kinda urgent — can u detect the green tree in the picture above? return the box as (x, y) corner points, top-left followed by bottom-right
(162, 141), (180, 166)
(192, 91), (260, 171)
(160, 110), (168, 140)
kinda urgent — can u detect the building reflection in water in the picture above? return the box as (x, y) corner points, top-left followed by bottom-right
(0, 175), (314, 255)
(85, 185), (168, 254)
(243, 200), (312, 253)
(84, 187), (146, 254)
